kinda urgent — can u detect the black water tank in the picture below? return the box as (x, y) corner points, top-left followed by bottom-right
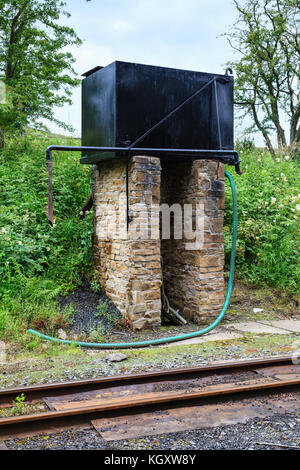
(81, 61), (234, 163)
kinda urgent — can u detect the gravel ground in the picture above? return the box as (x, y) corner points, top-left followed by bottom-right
(1, 331), (299, 390)
(4, 410), (300, 450)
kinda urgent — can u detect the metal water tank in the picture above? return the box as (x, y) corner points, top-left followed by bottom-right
(81, 61), (234, 163)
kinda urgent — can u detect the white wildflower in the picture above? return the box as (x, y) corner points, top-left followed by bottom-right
(285, 155), (290, 161)
(280, 172), (287, 182)
(18, 241), (22, 246)
(271, 197), (276, 204)
(296, 205), (300, 212)
(46, 247), (50, 252)
(1, 227), (7, 234)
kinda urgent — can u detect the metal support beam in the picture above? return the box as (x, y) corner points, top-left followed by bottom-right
(46, 145), (242, 226)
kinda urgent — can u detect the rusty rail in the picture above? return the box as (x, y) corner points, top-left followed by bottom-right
(0, 354), (294, 405)
(0, 355), (299, 439)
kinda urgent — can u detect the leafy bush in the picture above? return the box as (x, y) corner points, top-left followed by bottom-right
(0, 133), (93, 344)
(224, 148), (300, 295)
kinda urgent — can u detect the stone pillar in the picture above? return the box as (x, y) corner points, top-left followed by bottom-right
(161, 159), (225, 325)
(196, 160), (225, 323)
(127, 157), (162, 330)
(92, 156), (162, 330)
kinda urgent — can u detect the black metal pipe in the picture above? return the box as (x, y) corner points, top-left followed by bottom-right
(45, 144), (242, 226)
(46, 146), (242, 176)
(46, 145), (241, 168)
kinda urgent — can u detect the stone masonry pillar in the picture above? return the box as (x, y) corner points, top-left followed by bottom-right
(92, 156), (162, 330)
(160, 159), (225, 325)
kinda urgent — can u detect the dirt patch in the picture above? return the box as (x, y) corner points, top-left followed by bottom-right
(55, 279), (299, 345)
(222, 280), (299, 323)
(59, 279), (124, 337)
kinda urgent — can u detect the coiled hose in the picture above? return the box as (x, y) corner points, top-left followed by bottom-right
(28, 171), (237, 349)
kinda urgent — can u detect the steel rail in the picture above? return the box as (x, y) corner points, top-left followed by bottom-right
(0, 355), (296, 407)
(0, 368), (300, 439)
(0, 355), (299, 438)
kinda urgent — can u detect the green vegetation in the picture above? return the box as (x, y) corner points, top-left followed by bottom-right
(224, 145), (300, 295)
(95, 300), (114, 318)
(8, 393), (26, 415)
(0, 392), (47, 417)
(88, 324), (107, 343)
(0, 133), (93, 346)
(0, 0), (92, 147)
(94, 299), (125, 330)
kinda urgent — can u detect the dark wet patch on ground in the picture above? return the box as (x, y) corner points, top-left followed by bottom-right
(59, 279), (123, 336)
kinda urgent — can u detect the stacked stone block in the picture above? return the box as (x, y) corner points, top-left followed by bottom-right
(160, 159), (225, 325)
(92, 156), (162, 330)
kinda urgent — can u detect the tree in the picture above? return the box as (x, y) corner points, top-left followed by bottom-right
(225, 0), (300, 157)
(0, 0), (90, 147)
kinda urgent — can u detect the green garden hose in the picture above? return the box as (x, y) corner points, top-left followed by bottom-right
(28, 171), (238, 349)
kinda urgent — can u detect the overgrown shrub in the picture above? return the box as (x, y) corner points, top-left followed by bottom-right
(0, 133), (93, 344)
(224, 148), (300, 295)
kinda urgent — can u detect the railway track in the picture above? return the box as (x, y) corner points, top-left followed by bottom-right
(1, 354), (300, 440)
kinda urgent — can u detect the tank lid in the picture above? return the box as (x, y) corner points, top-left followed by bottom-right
(82, 66), (103, 78)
